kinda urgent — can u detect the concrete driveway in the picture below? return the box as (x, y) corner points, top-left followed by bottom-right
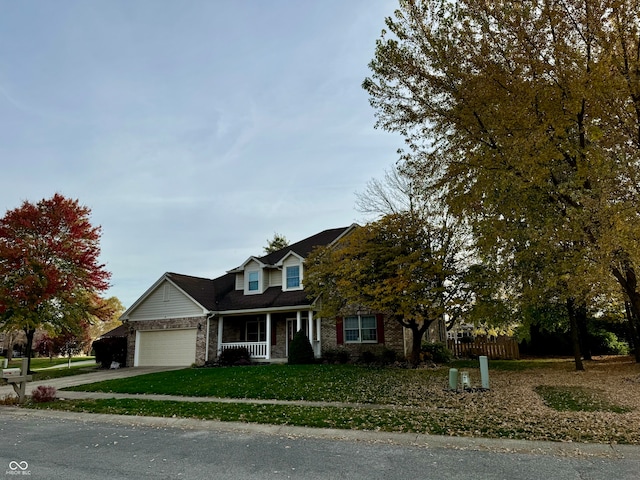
(0, 366), (181, 398)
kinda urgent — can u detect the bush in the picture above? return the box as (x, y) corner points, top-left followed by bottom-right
(421, 341), (452, 364)
(218, 346), (252, 366)
(322, 347), (351, 364)
(380, 347), (397, 364)
(93, 337), (127, 369)
(592, 329), (630, 356)
(31, 385), (57, 403)
(288, 330), (315, 365)
(358, 347), (397, 365)
(359, 350), (377, 364)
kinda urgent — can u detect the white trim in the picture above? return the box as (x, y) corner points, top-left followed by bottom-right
(134, 330), (141, 367)
(216, 304), (314, 316)
(266, 313), (272, 360)
(227, 256), (267, 273)
(217, 316), (224, 356)
(275, 251), (304, 266)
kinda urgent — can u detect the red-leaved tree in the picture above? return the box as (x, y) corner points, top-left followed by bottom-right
(0, 194), (110, 372)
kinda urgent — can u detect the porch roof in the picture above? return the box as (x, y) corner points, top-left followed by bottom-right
(216, 286), (311, 311)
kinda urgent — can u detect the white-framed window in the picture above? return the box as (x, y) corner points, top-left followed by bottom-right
(248, 271), (259, 292)
(286, 265), (300, 289)
(246, 319), (266, 342)
(344, 315), (377, 343)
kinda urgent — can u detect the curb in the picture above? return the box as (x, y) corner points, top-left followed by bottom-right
(2, 406), (638, 460)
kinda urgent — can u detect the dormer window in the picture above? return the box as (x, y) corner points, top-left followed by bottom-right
(286, 265), (300, 289)
(248, 271), (259, 291)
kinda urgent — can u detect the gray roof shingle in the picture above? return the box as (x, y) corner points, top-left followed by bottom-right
(166, 226), (352, 312)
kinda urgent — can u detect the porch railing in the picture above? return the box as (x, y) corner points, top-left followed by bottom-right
(220, 342), (268, 359)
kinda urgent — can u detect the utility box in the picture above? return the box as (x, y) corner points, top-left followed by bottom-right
(2, 368), (22, 379)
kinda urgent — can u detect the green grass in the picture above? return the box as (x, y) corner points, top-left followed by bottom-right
(4, 356), (95, 370)
(64, 364), (444, 405)
(534, 385), (631, 413)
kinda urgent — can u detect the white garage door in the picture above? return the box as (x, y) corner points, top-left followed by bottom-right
(137, 329), (197, 367)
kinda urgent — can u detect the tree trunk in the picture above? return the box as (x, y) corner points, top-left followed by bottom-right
(576, 304), (591, 361)
(625, 301), (640, 362)
(23, 327), (35, 374)
(612, 264), (640, 363)
(567, 299), (585, 371)
(408, 326), (424, 366)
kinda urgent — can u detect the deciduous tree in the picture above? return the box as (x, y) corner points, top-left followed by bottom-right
(0, 194), (110, 371)
(306, 211), (473, 365)
(364, 0), (640, 366)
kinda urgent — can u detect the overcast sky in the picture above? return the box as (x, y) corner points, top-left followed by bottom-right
(0, 0), (402, 308)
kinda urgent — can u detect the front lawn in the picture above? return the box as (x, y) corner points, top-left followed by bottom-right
(65, 364), (437, 405)
(28, 356), (640, 444)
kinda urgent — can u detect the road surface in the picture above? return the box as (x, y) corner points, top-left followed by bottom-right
(1, 410), (638, 480)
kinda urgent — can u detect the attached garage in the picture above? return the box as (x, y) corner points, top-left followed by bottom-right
(136, 329), (197, 367)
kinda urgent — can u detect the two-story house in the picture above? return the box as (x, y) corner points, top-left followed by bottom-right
(121, 226), (417, 367)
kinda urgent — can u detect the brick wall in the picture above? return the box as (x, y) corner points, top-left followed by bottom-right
(319, 315), (407, 360)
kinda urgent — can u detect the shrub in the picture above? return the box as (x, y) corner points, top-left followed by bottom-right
(359, 350), (377, 364)
(93, 337), (127, 369)
(218, 346), (252, 366)
(31, 385), (57, 403)
(421, 341), (452, 364)
(322, 347), (351, 364)
(288, 330), (315, 365)
(0, 394), (19, 405)
(380, 347), (397, 364)
(591, 329), (630, 355)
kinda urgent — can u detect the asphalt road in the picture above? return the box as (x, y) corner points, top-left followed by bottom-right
(1, 411), (639, 480)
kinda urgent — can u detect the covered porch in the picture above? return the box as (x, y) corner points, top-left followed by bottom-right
(215, 309), (321, 360)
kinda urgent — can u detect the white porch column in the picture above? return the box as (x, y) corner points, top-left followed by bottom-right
(314, 311), (322, 357)
(307, 311), (314, 344)
(265, 313), (272, 360)
(296, 310), (302, 332)
(217, 316), (224, 357)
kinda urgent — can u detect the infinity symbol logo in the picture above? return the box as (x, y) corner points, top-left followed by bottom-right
(8, 461), (28, 471)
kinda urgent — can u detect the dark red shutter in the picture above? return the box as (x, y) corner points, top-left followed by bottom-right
(376, 314), (385, 344)
(336, 316), (344, 345)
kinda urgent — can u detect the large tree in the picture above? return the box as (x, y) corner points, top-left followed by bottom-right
(364, 0), (640, 365)
(305, 211), (473, 365)
(0, 194), (110, 371)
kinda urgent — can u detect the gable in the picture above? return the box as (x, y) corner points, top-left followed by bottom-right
(123, 277), (208, 321)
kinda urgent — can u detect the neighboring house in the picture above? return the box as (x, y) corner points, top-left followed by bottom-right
(121, 226), (444, 367)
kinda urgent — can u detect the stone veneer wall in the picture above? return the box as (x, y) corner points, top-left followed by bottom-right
(126, 316), (208, 367)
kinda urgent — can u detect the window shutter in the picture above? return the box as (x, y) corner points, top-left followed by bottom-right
(336, 316), (344, 345)
(376, 314), (385, 344)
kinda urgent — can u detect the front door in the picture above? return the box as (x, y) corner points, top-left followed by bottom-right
(286, 318), (307, 357)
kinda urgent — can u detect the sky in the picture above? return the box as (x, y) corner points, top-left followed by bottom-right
(0, 0), (403, 309)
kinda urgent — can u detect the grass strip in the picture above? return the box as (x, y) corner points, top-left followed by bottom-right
(25, 397), (634, 444)
(534, 385), (631, 413)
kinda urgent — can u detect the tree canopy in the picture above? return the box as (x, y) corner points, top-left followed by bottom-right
(364, 0), (640, 366)
(264, 233), (290, 254)
(305, 211), (473, 365)
(0, 194), (111, 370)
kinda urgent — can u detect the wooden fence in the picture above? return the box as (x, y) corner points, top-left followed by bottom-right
(447, 338), (520, 360)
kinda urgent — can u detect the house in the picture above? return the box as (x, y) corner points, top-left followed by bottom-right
(121, 226), (444, 367)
